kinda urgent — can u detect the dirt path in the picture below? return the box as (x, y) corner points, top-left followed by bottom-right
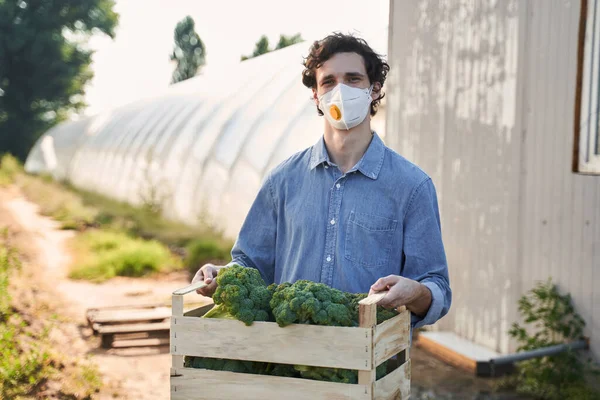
(0, 186), (198, 400)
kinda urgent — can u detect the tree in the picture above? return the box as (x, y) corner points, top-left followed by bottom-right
(241, 35), (270, 61)
(275, 33), (303, 50)
(241, 33), (303, 61)
(170, 16), (205, 84)
(0, 0), (119, 161)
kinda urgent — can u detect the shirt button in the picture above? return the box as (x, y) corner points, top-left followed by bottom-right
(330, 219), (336, 225)
(326, 256), (332, 262)
(324, 165), (329, 169)
(336, 183), (341, 189)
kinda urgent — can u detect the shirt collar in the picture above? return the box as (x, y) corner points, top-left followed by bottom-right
(309, 135), (330, 170)
(309, 132), (386, 180)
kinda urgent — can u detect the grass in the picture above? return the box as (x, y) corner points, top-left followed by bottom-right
(0, 228), (102, 399)
(0, 228), (20, 319)
(69, 230), (183, 282)
(69, 184), (223, 247)
(19, 174), (98, 230)
(49, 183), (234, 277)
(0, 318), (52, 398)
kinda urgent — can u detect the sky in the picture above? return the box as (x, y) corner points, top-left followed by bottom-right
(83, 0), (390, 116)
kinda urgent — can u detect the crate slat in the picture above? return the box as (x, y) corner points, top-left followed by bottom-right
(89, 308), (171, 324)
(172, 295), (184, 369)
(171, 367), (371, 400)
(96, 321), (170, 334)
(112, 337), (170, 348)
(373, 360), (411, 400)
(374, 311), (410, 367)
(171, 316), (372, 370)
(358, 302), (377, 397)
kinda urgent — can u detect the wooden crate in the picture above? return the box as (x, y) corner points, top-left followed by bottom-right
(170, 287), (411, 400)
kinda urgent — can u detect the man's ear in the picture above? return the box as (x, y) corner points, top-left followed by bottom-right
(312, 88), (319, 105)
(371, 82), (382, 101)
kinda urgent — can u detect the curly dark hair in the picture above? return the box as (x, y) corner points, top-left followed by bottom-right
(302, 32), (390, 117)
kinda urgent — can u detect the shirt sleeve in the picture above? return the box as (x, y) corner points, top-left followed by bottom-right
(227, 172), (277, 284)
(402, 178), (452, 329)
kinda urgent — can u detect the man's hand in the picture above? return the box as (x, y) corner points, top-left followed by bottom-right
(369, 275), (432, 317)
(191, 263), (225, 297)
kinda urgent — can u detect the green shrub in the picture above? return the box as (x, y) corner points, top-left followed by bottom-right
(185, 238), (232, 274)
(69, 230), (181, 282)
(506, 279), (600, 400)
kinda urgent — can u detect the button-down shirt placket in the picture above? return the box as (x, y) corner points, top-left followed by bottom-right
(321, 166), (345, 286)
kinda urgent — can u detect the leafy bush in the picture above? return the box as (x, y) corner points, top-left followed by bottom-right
(185, 238), (232, 274)
(505, 279), (600, 400)
(69, 230), (182, 282)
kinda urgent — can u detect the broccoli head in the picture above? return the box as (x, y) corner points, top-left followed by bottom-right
(212, 264), (272, 325)
(183, 356), (262, 374)
(290, 362), (388, 384)
(270, 280), (354, 327)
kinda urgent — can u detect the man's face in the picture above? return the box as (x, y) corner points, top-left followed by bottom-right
(312, 52), (380, 105)
(313, 52), (369, 97)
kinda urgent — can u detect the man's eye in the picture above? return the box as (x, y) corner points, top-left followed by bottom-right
(350, 77), (360, 82)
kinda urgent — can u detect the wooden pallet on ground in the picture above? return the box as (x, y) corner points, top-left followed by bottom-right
(86, 304), (171, 349)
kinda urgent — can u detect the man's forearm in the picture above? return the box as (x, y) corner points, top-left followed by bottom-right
(406, 283), (432, 317)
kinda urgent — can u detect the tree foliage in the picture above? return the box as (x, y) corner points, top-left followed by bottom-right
(0, 0), (119, 160)
(170, 15), (205, 84)
(241, 33), (303, 61)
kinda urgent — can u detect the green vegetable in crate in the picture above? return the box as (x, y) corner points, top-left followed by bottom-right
(212, 264), (272, 325)
(293, 362), (389, 384)
(186, 267), (401, 383)
(293, 364), (357, 383)
(184, 300), (269, 374)
(201, 304), (236, 319)
(267, 280), (397, 383)
(270, 280), (354, 327)
(184, 356), (258, 374)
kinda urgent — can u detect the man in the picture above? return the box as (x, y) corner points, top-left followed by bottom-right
(192, 33), (451, 328)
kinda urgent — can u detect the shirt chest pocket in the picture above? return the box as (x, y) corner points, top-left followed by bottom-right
(344, 211), (398, 268)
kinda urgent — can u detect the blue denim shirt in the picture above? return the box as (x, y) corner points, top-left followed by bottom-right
(228, 132), (451, 328)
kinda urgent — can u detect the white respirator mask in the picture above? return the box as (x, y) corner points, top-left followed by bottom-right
(318, 83), (374, 130)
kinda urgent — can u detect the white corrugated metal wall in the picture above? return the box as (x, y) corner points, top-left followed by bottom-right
(519, 0), (600, 361)
(387, 0), (599, 359)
